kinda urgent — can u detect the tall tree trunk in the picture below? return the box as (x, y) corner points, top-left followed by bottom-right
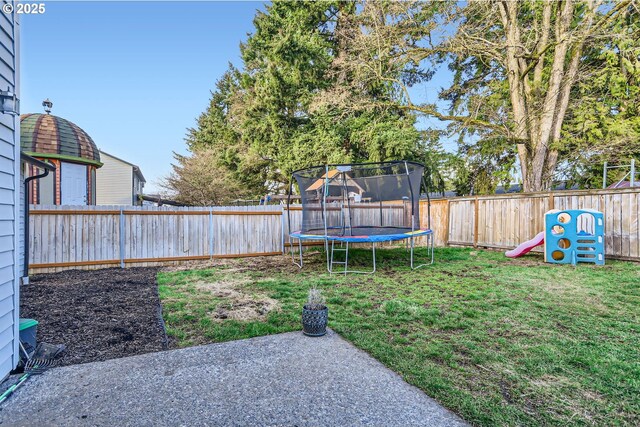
(498, 2), (532, 189)
(503, 0), (590, 192)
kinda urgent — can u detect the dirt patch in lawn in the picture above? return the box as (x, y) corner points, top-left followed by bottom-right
(194, 278), (250, 298)
(195, 279), (279, 322)
(211, 298), (279, 322)
(20, 267), (167, 366)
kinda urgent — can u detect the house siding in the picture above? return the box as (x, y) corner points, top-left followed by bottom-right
(0, 4), (19, 379)
(132, 173), (143, 205)
(96, 152), (134, 205)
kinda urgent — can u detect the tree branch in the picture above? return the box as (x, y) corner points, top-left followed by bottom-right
(533, 1), (553, 84)
(397, 103), (508, 133)
(520, 41), (554, 80)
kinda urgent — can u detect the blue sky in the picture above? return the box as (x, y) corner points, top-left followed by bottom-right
(21, 1), (266, 192)
(21, 1), (453, 193)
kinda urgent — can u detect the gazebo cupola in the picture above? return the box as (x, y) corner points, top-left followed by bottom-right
(20, 100), (102, 205)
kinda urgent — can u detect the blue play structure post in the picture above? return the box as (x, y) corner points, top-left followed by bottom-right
(544, 210), (605, 266)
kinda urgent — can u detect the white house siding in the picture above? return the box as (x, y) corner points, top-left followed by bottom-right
(96, 151), (134, 205)
(0, 5), (19, 379)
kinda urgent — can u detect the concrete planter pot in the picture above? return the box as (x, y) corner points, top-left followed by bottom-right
(302, 306), (328, 337)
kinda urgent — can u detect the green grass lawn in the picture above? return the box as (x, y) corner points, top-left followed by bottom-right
(157, 247), (640, 426)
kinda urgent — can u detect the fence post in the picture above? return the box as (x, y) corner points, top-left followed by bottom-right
(548, 192), (554, 210)
(281, 206), (285, 254)
(473, 196), (479, 248)
(209, 208), (214, 260)
(119, 208), (125, 268)
(444, 199), (450, 246)
(446, 199), (451, 246)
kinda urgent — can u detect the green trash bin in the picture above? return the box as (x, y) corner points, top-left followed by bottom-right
(19, 318), (38, 354)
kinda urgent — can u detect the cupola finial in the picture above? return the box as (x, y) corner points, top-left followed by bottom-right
(42, 98), (53, 114)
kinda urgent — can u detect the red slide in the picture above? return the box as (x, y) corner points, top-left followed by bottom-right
(505, 231), (545, 258)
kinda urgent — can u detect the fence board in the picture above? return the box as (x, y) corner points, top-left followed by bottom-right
(630, 193), (639, 259)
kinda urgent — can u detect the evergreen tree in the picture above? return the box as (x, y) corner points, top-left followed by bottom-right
(185, 66), (269, 194)
(238, 1), (338, 187)
(176, 0), (432, 200)
(559, 5), (640, 188)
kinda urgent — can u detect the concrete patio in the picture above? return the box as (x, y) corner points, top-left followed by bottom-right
(0, 330), (467, 426)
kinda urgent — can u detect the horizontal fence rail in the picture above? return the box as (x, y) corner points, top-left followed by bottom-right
(28, 188), (640, 272)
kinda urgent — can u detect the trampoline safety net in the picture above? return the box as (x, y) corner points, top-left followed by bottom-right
(288, 161), (425, 238)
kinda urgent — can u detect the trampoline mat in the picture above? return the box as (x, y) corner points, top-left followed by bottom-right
(290, 227), (432, 243)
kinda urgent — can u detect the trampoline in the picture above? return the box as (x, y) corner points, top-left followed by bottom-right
(287, 161), (434, 274)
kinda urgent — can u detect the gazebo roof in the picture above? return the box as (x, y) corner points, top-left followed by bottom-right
(20, 113), (102, 166)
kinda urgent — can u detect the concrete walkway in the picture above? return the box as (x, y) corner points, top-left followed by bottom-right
(0, 330), (467, 426)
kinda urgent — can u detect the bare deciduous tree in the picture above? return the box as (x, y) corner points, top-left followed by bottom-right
(160, 149), (252, 206)
(322, 0), (636, 191)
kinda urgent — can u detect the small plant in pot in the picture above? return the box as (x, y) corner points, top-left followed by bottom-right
(302, 287), (328, 337)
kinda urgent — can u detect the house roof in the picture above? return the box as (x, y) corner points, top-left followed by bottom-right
(306, 169), (341, 191)
(99, 150), (146, 183)
(20, 113), (102, 166)
(305, 169), (364, 193)
(607, 181), (639, 189)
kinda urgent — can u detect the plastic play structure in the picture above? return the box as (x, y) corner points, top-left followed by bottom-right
(287, 161), (434, 274)
(506, 209), (605, 265)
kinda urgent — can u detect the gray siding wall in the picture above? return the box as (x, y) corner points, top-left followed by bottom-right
(0, 4), (19, 379)
(96, 152), (134, 205)
(133, 173), (144, 205)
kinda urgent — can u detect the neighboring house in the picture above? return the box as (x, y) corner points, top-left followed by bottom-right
(96, 150), (145, 206)
(306, 169), (366, 199)
(0, 4), (20, 380)
(20, 112), (103, 205)
(607, 181), (639, 189)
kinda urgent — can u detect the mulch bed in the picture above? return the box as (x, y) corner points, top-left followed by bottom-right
(20, 267), (168, 366)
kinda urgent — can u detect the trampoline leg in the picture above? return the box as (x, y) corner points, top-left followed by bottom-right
(372, 242), (377, 273)
(328, 240), (335, 274)
(410, 236), (415, 269)
(290, 237), (303, 269)
(325, 239), (330, 273)
(410, 233), (435, 270)
(299, 239), (303, 267)
(429, 234), (434, 264)
(344, 241), (349, 275)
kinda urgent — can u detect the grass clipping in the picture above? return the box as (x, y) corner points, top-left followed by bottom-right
(195, 279), (279, 322)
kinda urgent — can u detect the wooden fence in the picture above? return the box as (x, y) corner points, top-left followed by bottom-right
(28, 205), (285, 273)
(28, 187), (640, 273)
(424, 187), (640, 261)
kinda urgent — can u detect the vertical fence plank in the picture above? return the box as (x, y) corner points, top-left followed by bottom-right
(630, 192), (639, 259)
(473, 197), (479, 248)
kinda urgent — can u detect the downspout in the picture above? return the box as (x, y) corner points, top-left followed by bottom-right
(21, 153), (55, 284)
